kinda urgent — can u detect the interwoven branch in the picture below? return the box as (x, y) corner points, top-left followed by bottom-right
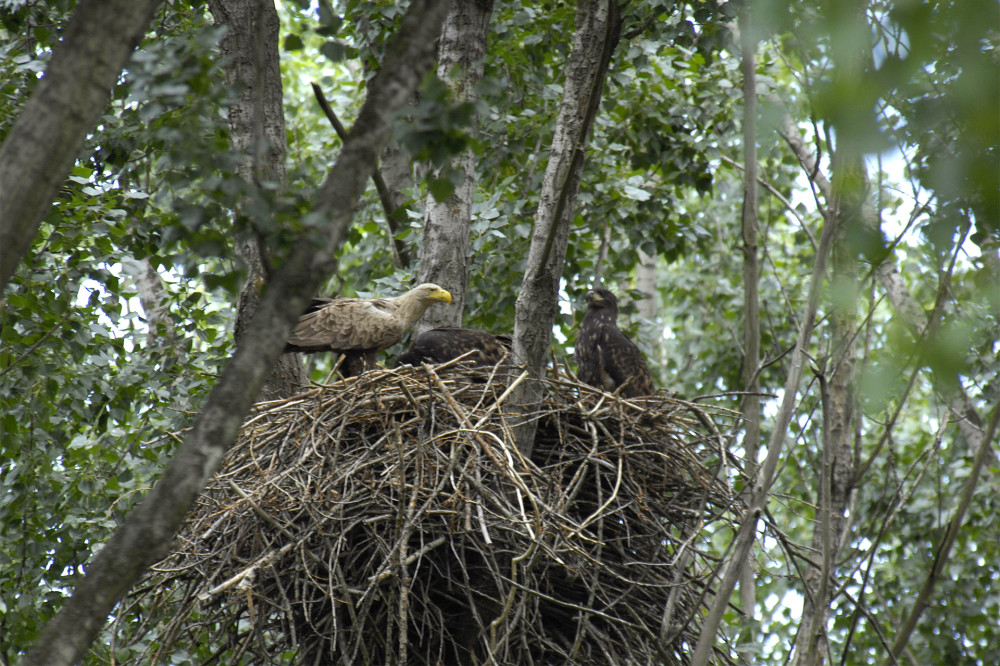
(116, 364), (746, 665)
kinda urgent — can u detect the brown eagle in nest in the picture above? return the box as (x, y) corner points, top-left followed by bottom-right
(575, 287), (655, 397)
(394, 327), (512, 368)
(285, 283), (452, 376)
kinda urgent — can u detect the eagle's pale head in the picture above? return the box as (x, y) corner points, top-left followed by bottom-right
(410, 283), (453, 305)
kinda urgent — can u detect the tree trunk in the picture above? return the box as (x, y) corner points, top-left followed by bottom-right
(21, 3), (451, 663)
(690, 181), (841, 666)
(791, 157), (864, 666)
(379, 138), (416, 269)
(416, 0), (494, 332)
(636, 249), (658, 321)
(737, 6), (761, 659)
(122, 256), (175, 349)
(0, 0), (162, 291)
(790, 2), (868, 660)
(208, 0), (307, 401)
(769, 99), (993, 469)
(510, 0), (621, 455)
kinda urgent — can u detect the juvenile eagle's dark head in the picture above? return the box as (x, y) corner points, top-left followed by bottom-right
(576, 286), (655, 398)
(585, 288), (619, 317)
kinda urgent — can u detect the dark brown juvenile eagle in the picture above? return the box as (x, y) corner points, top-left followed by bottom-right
(285, 283), (452, 376)
(394, 327), (512, 368)
(575, 287), (655, 398)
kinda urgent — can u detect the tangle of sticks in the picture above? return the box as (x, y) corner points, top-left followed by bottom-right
(113, 360), (746, 665)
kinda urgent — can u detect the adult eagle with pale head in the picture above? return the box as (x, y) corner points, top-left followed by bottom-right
(394, 327), (511, 368)
(574, 287), (655, 398)
(284, 283), (452, 376)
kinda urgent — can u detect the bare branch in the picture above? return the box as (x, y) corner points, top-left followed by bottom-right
(886, 396), (1000, 662)
(690, 160), (841, 666)
(770, 95), (993, 468)
(311, 81), (411, 269)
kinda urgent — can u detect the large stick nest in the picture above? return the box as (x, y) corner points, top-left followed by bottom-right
(117, 360), (746, 665)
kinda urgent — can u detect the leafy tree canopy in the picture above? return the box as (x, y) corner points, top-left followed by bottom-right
(0, 0), (996, 663)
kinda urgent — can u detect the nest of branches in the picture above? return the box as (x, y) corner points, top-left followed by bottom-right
(117, 359), (746, 665)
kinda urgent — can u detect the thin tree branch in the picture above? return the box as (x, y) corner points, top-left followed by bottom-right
(0, 324), (58, 378)
(594, 219), (612, 285)
(720, 154), (818, 251)
(690, 176), (840, 666)
(311, 81), (411, 269)
(769, 95), (993, 468)
(886, 395), (1000, 662)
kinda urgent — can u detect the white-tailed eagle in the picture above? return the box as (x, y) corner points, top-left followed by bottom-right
(394, 327), (511, 368)
(574, 288), (654, 398)
(285, 283), (452, 376)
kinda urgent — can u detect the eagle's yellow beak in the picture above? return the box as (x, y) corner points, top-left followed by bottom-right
(431, 288), (452, 304)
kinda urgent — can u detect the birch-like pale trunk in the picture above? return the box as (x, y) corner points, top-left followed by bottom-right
(737, 7), (761, 660)
(791, 156), (864, 666)
(788, 5), (869, 660)
(769, 83), (996, 665)
(636, 249), (658, 320)
(208, 0), (307, 401)
(690, 178), (840, 666)
(416, 0), (494, 332)
(122, 256), (174, 349)
(510, 0), (621, 455)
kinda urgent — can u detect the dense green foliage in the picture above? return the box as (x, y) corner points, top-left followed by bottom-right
(1, 0), (997, 663)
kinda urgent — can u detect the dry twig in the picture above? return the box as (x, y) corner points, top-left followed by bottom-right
(116, 364), (746, 665)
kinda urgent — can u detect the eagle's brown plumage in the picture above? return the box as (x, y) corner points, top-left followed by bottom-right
(394, 327), (511, 368)
(575, 288), (655, 398)
(285, 283), (452, 375)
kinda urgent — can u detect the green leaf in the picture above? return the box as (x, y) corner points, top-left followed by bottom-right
(621, 184), (651, 201)
(320, 40), (346, 63)
(427, 176), (455, 202)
